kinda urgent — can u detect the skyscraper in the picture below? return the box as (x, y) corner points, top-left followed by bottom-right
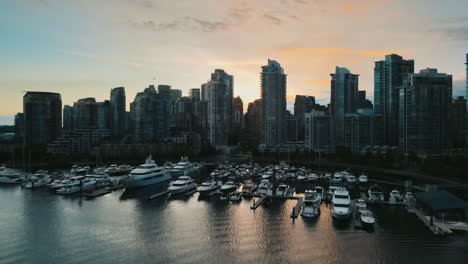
(245, 99), (262, 148)
(72, 97), (97, 129)
(63, 105), (73, 131)
(96, 100), (111, 129)
(261, 59), (287, 148)
(14, 113), (24, 142)
(294, 95), (315, 140)
(374, 54), (414, 146)
(204, 69), (234, 147)
(133, 85), (158, 143)
(330, 66), (359, 149)
(399, 68), (452, 156)
(304, 110), (330, 153)
(189, 88), (201, 101)
(23, 92), (62, 146)
(110, 87), (126, 139)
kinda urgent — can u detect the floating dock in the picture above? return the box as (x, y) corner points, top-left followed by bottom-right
(411, 208), (453, 235)
(290, 197), (303, 218)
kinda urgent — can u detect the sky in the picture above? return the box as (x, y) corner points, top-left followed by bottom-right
(1, 0), (467, 125)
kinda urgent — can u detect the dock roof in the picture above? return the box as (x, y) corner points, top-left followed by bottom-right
(415, 190), (468, 211)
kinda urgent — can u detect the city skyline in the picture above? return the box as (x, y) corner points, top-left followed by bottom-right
(2, 0), (468, 123)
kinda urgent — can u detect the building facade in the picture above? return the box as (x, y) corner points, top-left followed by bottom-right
(110, 87), (126, 139)
(330, 66), (359, 150)
(399, 68), (452, 156)
(304, 110), (331, 153)
(374, 54), (414, 146)
(261, 59), (287, 149)
(294, 95), (315, 140)
(72, 97), (97, 129)
(23, 92), (62, 146)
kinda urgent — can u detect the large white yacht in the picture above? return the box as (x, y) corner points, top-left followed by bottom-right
(197, 180), (219, 197)
(167, 176), (197, 195)
(122, 156), (172, 190)
(301, 190), (321, 218)
(331, 187), (352, 221)
(0, 166), (23, 184)
(169, 157), (200, 178)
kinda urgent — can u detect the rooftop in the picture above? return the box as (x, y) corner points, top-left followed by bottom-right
(415, 190), (468, 211)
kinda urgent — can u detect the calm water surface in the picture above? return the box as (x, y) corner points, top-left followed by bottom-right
(0, 185), (467, 264)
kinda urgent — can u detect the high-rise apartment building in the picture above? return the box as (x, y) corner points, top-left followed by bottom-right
(261, 59), (287, 148)
(110, 87), (126, 138)
(304, 110), (330, 153)
(63, 105), (73, 131)
(399, 68), (452, 156)
(204, 69), (234, 147)
(72, 97), (97, 129)
(189, 88), (201, 101)
(330, 66), (359, 149)
(96, 100), (111, 130)
(374, 54), (414, 146)
(294, 95), (315, 140)
(23, 92), (62, 146)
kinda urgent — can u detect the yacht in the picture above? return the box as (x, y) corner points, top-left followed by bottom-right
(169, 157), (200, 178)
(314, 186), (324, 199)
(307, 173), (319, 182)
(301, 190), (321, 218)
(197, 180), (219, 197)
(356, 198), (367, 213)
(358, 174), (368, 184)
(359, 209), (375, 229)
(56, 176), (96, 195)
(122, 156), (172, 190)
(220, 181), (237, 193)
(0, 167), (23, 184)
(276, 184), (292, 197)
(368, 184), (385, 204)
(104, 164), (132, 176)
(331, 188), (352, 221)
(228, 191), (242, 201)
(332, 172), (343, 184)
(297, 173), (307, 181)
(346, 175), (356, 185)
(241, 180), (257, 195)
(23, 171), (51, 189)
(167, 176), (197, 195)
(261, 171), (274, 180)
(389, 189), (403, 204)
(257, 179), (273, 196)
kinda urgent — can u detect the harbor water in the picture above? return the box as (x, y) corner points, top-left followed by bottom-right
(0, 184), (467, 264)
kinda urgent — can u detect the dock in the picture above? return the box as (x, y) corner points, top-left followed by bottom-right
(412, 208), (452, 235)
(82, 188), (111, 198)
(148, 190), (170, 200)
(250, 196), (266, 209)
(290, 197), (303, 218)
(351, 201), (362, 228)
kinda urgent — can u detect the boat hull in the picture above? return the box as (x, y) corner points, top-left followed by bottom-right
(123, 175), (172, 189)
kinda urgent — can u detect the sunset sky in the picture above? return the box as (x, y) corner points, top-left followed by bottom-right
(1, 0), (467, 124)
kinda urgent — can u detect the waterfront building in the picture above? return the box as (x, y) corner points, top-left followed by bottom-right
(399, 68), (452, 156)
(170, 89), (182, 104)
(14, 113), (24, 142)
(294, 95), (315, 140)
(330, 66), (359, 150)
(97, 100), (111, 130)
(358, 90), (373, 110)
(304, 110), (331, 153)
(47, 129), (111, 157)
(261, 59), (287, 149)
(63, 105), (73, 131)
(203, 69), (234, 147)
(245, 99), (262, 148)
(110, 87), (126, 139)
(344, 109), (383, 153)
(374, 54), (414, 146)
(189, 88), (201, 101)
(286, 111), (299, 142)
(72, 97), (97, 129)
(449, 96), (466, 149)
(23, 91), (62, 146)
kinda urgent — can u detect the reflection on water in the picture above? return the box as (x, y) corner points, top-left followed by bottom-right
(0, 185), (467, 264)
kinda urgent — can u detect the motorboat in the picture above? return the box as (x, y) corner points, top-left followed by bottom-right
(332, 172), (343, 184)
(356, 198), (367, 213)
(167, 176), (197, 195)
(104, 164), (132, 176)
(276, 184), (292, 197)
(86, 174), (112, 188)
(331, 187), (352, 221)
(122, 156), (172, 190)
(359, 209), (375, 229)
(368, 184), (385, 204)
(358, 174), (368, 184)
(241, 180), (257, 195)
(261, 171), (274, 180)
(345, 175), (356, 185)
(23, 171), (51, 189)
(307, 173), (319, 182)
(301, 190), (321, 218)
(169, 157), (200, 178)
(56, 176), (96, 195)
(314, 186), (324, 199)
(0, 167), (23, 184)
(228, 191), (242, 201)
(389, 189), (403, 204)
(257, 179), (273, 196)
(197, 180), (219, 197)
(297, 173), (307, 181)
(220, 181), (237, 193)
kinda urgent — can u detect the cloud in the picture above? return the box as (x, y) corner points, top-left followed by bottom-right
(278, 47), (403, 58)
(227, 7), (253, 22)
(127, 0), (154, 9)
(130, 17), (228, 32)
(263, 14), (282, 25)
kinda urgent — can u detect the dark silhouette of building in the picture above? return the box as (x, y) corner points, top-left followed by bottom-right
(449, 96), (466, 148)
(63, 105), (73, 131)
(374, 54), (414, 146)
(358, 90), (373, 109)
(294, 95), (315, 140)
(23, 92), (62, 147)
(399, 68), (452, 156)
(261, 59), (287, 149)
(330, 66), (359, 150)
(97, 100), (111, 129)
(232, 96), (244, 144)
(73, 98), (97, 129)
(14, 113), (24, 142)
(286, 110), (299, 141)
(110, 87), (126, 139)
(189, 88), (200, 101)
(245, 99), (262, 148)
